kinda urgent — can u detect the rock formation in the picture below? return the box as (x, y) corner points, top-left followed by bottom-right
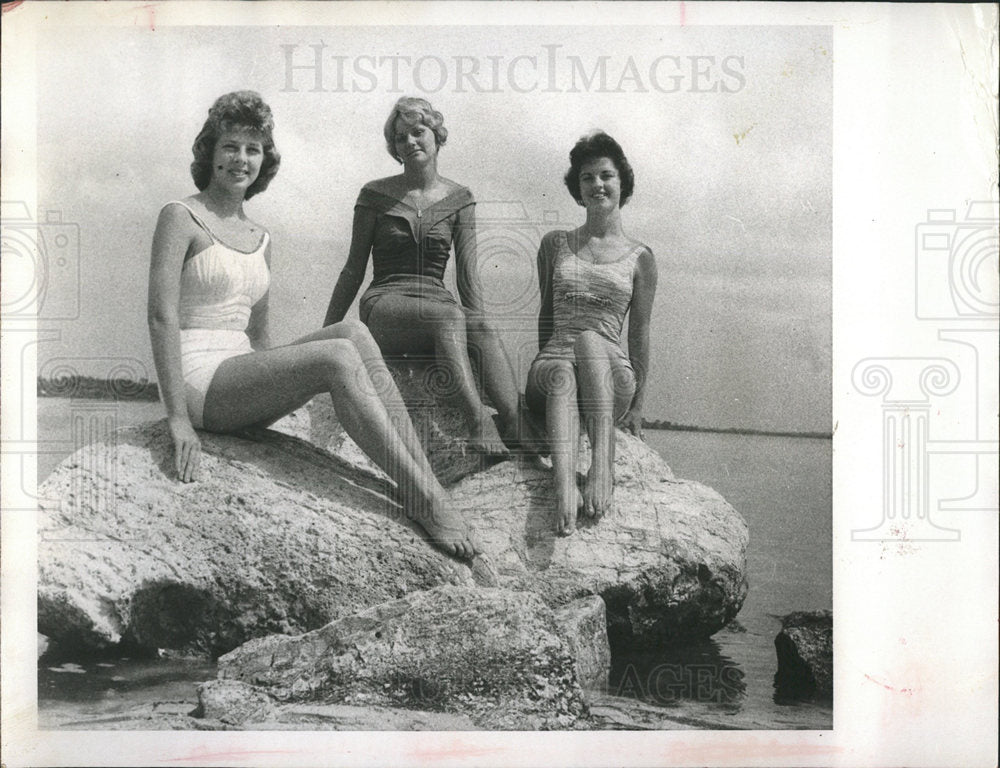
(38, 420), (478, 655)
(288, 392), (750, 647)
(207, 585), (586, 730)
(38, 356), (749, 727)
(39, 416), (747, 659)
(773, 609), (833, 701)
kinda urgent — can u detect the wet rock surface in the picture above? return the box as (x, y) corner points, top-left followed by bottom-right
(773, 609), (833, 701)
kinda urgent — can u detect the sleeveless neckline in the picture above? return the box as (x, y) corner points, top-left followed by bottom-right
(560, 230), (644, 266)
(167, 200), (268, 255)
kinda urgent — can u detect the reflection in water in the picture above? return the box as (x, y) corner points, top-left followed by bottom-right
(607, 638), (746, 712)
(39, 656), (215, 704)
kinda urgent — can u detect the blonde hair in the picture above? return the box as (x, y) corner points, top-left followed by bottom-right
(382, 96), (448, 163)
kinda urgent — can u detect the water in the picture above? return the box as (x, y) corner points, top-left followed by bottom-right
(601, 430), (832, 729)
(37, 399), (832, 729)
(36, 398), (165, 482)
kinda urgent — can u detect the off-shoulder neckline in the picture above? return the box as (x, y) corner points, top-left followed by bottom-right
(359, 182), (472, 213)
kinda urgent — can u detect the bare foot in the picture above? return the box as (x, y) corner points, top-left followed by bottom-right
(468, 415), (510, 458)
(557, 485), (584, 536)
(583, 453), (614, 519)
(410, 498), (479, 559)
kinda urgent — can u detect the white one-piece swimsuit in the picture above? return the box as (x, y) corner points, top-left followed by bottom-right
(167, 201), (270, 428)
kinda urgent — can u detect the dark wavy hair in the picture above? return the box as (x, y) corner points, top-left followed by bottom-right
(563, 131), (634, 207)
(383, 96), (448, 163)
(190, 91), (280, 200)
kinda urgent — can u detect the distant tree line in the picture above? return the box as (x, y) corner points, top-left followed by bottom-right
(641, 418), (831, 440)
(37, 376), (159, 401)
(36, 377), (832, 438)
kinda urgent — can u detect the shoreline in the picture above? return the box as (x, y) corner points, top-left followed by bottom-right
(35, 377), (833, 440)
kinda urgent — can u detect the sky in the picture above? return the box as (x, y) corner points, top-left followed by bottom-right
(35, 22), (831, 432)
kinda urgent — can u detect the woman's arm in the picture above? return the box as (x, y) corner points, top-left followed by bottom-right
(246, 241), (272, 351)
(535, 233), (556, 352)
(323, 204), (376, 326)
(453, 202), (486, 317)
(147, 203), (200, 481)
(621, 247), (659, 437)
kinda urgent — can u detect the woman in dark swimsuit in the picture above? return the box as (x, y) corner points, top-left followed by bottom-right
(324, 97), (520, 456)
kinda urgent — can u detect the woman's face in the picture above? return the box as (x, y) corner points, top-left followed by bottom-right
(578, 156), (621, 210)
(211, 129), (264, 194)
(393, 117), (437, 164)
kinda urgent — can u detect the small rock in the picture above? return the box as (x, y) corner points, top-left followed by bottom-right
(195, 679), (277, 725)
(553, 596), (611, 692)
(774, 609), (832, 701)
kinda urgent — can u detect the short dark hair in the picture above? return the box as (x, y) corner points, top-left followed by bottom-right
(190, 91), (281, 200)
(563, 131), (634, 207)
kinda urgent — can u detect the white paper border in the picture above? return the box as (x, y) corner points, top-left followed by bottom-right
(3, 2), (997, 766)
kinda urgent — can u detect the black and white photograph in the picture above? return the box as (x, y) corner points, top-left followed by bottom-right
(1, 2), (995, 766)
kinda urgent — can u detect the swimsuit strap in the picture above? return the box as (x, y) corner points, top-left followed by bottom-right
(164, 200), (217, 242)
(164, 200), (269, 258)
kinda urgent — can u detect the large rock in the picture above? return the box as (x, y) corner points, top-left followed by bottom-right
(452, 434), (748, 645)
(37, 421), (479, 655)
(212, 585), (586, 730)
(38, 393), (747, 656)
(773, 610), (833, 702)
(291, 395), (749, 645)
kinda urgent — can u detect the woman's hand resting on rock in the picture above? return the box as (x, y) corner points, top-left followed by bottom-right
(168, 415), (201, 482)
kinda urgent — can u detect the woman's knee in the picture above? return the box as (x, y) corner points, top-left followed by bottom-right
(530, 360), (577, 399)
(313, 338), (364, 380)
(433, 302), (467, 328)
(611, 364), (637, 397)
(427, 304), (471, 349)
(334, 318), (373, 345)
(464, 312), (495, 337)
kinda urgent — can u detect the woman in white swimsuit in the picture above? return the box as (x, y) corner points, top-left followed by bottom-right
(148, 91), (477, 558)
(526, 132), (658, 535)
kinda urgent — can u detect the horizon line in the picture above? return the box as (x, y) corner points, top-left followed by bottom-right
(35, 375), (833, 440)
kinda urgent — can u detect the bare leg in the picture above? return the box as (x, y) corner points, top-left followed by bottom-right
(527, 359), (583, 535)
(292, 320), (436, 480)
(574, 331), (636, 519)
(466, 316), (520, 440)
(366, 295), (507, 457)
(201, 338), (477, 558)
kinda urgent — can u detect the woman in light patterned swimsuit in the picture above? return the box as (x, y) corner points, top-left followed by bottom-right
(148, 91), (477, 559)
(526, 132), (658, 535)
